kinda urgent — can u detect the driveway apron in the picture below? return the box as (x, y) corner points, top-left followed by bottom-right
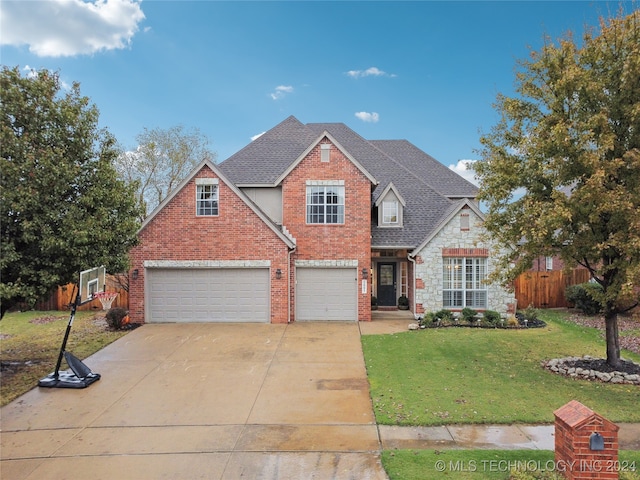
(1, 322), (388, 480)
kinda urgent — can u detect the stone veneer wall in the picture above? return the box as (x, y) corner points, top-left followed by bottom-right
(413, 208), (515, 315)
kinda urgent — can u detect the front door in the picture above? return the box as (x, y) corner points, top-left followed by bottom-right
(377, 263), (396, 306)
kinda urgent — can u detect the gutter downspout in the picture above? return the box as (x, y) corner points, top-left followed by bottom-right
(288, 247), (296, 323)
(408, 254), (419, 320)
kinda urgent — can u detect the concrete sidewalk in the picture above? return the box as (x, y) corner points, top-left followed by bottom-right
(1, 319), (638, 480)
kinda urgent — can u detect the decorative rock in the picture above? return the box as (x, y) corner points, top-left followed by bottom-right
(542, 356), (640, 386)
(408, 323), (420, 330)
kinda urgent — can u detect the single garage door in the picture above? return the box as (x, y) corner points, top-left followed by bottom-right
(296, 267), (357, 321)
(147, 268), (270, 323)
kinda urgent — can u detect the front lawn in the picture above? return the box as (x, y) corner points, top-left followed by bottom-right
(0, 310), (129, 406)
(362, 310), (640, 426)
(381, 449), (640, 480)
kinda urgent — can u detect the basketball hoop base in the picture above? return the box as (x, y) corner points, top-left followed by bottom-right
(38, 370), (101, 389)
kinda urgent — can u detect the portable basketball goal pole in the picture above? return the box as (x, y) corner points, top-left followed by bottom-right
(38, 266), (115, 389)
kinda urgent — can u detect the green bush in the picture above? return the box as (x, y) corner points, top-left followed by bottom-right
(419, 311), (436, 327)
(565, 282), (603, 315)
(105, 307), (128, 330)
(522, 304), (540, 322)
(434, 309), (454, 322)
(482, 309), (501, 325)
(461, 307), (477, 323)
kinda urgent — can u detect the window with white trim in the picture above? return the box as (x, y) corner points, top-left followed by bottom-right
(442, 257), (487, 308)
(382, 201), (398, 224)
(306, 183), (344, 224)
(545, 256), (553, 271)
(196, 178), (219, 216)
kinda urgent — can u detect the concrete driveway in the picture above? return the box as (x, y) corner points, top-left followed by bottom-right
(1, 322), (388, 480)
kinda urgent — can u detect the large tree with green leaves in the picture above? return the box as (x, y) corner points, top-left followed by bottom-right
(474, 11), (640, 367)
(0, 67), (142, 317)
(115, 125), (215, 220)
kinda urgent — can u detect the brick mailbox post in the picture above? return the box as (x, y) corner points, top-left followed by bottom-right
(554, 400), (620, 480)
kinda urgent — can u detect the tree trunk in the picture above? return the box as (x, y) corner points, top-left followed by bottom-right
(604, 309), (621, 368)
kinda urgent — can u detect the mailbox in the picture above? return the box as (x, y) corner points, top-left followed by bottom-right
(589, 432), (605, 451)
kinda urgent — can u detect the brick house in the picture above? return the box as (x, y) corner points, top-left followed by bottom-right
(128, 116), (515, 323)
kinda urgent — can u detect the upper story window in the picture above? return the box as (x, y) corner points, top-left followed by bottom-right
(375, 182), (405, 227)
(320, 144), (331, 162)
(196, 178), (219, 216)
(306, 180), (344, 224)
(382, 201), (398, 224)
(545, 256), (553, 271)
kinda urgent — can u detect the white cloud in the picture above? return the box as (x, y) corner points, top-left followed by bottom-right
(0, 0), (145, 57)
(251, 132), (266, 141)
(355, 112), (380, 123)
(449, 159), (480, 186)
(270, 85), (293, 100)
(346, 67), (396, 79)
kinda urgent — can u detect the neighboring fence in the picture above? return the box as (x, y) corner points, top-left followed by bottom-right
(515, 268), (591, 309)
(36, 276), (129, 311)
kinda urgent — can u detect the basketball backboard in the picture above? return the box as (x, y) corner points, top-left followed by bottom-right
(79, 266), (106, 304)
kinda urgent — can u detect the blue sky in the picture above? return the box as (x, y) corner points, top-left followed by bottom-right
(1, 1), (633, 184)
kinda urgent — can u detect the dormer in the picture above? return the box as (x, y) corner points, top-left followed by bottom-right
(374, 182), (406, 228)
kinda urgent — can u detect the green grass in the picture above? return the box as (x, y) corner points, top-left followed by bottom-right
(381, 450), (640, 480)
(0, 310), (129, 406)
(362, 310), (640, 425)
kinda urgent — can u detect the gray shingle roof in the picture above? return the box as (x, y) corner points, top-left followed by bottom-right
(219, 116), (478, 248)
(219, 116), (317, 185)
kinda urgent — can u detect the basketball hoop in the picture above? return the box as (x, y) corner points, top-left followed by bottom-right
(93, 291), (118, 311)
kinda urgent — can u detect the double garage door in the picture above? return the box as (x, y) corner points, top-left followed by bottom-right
(146, 266), (358, 323)
(296, 267), (357, 321)
(147, 268), (270, 323)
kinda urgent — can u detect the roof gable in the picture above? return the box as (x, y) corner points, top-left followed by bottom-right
(139, 159), (295, 248)
(219, 116), (317, 186)
(273, 131), (377, 186)
(410, 199), (485, 256)
(374, 182), (406, 207)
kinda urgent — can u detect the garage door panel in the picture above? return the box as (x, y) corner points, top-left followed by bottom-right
(296, 268), (357, 321)
(147, 268), (269, 323)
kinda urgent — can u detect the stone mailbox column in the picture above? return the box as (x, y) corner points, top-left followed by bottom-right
(554, 400), (619, 480)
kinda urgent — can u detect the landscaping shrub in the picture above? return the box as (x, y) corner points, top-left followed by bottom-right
(434, 309), (454, 323)
(420, 311), (437, 326)
(461, 307), (477, 323)
(565, 283), (603, 315)
(105, 307), (128, 330)
(482, 309), (501, 325)
(522, 304), (540, 322)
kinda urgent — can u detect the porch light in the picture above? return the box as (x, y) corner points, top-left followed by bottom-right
(132, 269), (139, 280)
(275, 269), (282, 280)
(362, 268), (368, 279)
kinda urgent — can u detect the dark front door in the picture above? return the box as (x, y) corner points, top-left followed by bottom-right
(377, 263), (397, 306)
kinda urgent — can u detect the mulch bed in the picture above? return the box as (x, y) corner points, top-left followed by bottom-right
(565, 357), (640, 376)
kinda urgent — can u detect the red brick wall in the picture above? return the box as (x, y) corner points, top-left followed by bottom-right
(554, 401), (619, 480)
(281, 140), (372, 321)
(129, 165), (291, 323)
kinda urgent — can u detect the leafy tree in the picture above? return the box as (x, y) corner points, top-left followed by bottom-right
(0, 67), (142, 317)
(474, 11), (640, 367)
(116, 125), (215, 220)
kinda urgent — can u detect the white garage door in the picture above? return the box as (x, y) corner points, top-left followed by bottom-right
(296, 267), (357, 321)
(147, 268), (270, 323)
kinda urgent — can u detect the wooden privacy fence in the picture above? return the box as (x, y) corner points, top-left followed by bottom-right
(36, 277), (129, 312)
(515, 268), (591, 309)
